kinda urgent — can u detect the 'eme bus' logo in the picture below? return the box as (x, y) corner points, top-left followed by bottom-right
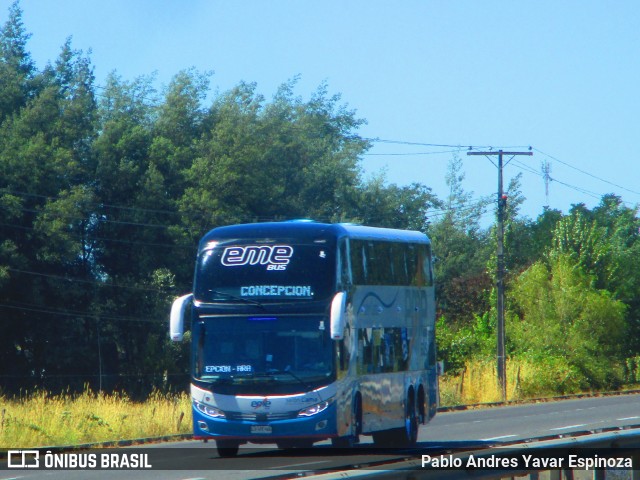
(221, 245), (293, 270)
(251, 398), (271, 409)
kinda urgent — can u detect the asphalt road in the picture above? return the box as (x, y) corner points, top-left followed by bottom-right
(3, 393), (639, 480)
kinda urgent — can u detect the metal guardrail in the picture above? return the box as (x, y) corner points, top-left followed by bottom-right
(5, 393), (640, 478)
(437, 388), (640, 413)
(295, 428), (640, 480)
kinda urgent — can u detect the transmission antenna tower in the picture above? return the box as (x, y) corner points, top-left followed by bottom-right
(541, 160), (552, 207)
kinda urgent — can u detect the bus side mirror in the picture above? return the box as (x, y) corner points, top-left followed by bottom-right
(170, 293), (193, 342)
(330, 291), (347, 340)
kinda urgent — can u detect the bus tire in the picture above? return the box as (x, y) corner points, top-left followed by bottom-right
(401, 392), (419, 446)
(373, 393), (418, 448)
(418, 385), (426, 424)
(216, 440), (240, 458)
(372, 430), (395, 447)
(331, 395), (361, 448)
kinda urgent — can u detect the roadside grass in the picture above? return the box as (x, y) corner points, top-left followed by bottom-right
(438, 357), (640, 406)
(4, 362), (635, 448)
(440, 358), (503, 406)
(439, 358), (575, 406)
(0, 389), (191, 448)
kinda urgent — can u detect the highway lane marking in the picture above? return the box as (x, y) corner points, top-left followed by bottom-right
(268, 460), (330, 469)
(618, 416), (640, 421)
(480, 434), (517, 441)
(549, 424), (587, 431)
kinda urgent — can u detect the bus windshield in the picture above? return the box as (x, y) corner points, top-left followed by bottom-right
(194, 316), (333, 385)
(194, 240), (336, 303)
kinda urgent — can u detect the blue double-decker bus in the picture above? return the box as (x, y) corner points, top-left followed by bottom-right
(170, 221), (437, 457)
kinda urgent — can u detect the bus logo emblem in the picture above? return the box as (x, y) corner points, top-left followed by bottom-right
(251, 398), (271, 409)
(221, 245), (293, 269)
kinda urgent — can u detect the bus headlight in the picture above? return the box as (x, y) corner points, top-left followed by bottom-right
(195, 400), (225, 418)
(297, 398), (333, 417)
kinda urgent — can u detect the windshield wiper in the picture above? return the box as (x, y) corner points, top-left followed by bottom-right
(258, 368), (317, 396)
(205, 290), (265, 308)
(196, 376), (234, 386)
(198, 374), (257, 385)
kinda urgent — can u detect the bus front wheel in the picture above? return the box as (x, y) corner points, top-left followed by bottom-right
(216, 440), (240, 457)
(331, 395), (361, 448)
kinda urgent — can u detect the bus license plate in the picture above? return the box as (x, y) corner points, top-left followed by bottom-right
(251, 425), (272, 434)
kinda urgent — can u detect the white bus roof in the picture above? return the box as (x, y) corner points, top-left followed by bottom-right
(199, 221), (430, 250)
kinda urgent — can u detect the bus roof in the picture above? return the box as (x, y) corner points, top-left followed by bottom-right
(199, 221), (430, 250)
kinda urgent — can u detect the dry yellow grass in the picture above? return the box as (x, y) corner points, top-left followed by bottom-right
(0, 389), (191, 448)
(439, 358), (549, 406)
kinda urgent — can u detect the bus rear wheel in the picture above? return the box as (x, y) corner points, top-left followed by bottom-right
(216, 440), (240, 458)
(372, 395), (418, 448)
(372, 430), (394, 447)
(402, 395), (419, 446)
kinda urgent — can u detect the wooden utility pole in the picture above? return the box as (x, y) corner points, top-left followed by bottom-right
(467, 149), (532, 401)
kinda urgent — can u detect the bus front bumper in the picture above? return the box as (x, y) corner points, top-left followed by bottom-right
(192, 400), (337, 442)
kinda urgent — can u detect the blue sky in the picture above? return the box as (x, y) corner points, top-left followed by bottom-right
(4, 1), (640, 223)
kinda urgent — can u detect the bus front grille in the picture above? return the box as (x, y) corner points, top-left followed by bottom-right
(225, 411), (298, 421)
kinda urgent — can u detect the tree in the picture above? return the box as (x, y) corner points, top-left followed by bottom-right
(510, 253), (627, 390)
(90, 71), (194, 394)
(0, 23), (103, 391)
(428, 155), (492, 327)
(180, 80), (369, 232)
(0, 1), (35, 121)
(355, 172), (440, 230)
(502, 174), (543, 274)
(551, 208), (613, 290)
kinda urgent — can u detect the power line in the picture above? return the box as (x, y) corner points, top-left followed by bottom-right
(3, 126), (638, 230)
(428, 201), (493, 215)
(0, 188), (299, 229)
(7, 268), (176, 293)
(364, 140), (640, 205)
(0, 302), (162, 324)
(363, 149), (460, 156)
(510, 159), (617, 203)
(0, 203), (176, 229)
(1, 182), (494, 232)
(364, 137), (531, 150)
(549, 178), (602, 201)
(511, 159), (540, 177)
(0, 187), (182, 218)
(533, 148), (640, 197)
(0, 221), (193, 250)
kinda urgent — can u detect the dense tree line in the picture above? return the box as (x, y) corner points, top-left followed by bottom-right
(436, 187), (640, 392)
(1, 3), (639, 397)
(0, 4), (437, 396)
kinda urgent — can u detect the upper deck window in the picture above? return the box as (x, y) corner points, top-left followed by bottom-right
(349, 239), (432, 287)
